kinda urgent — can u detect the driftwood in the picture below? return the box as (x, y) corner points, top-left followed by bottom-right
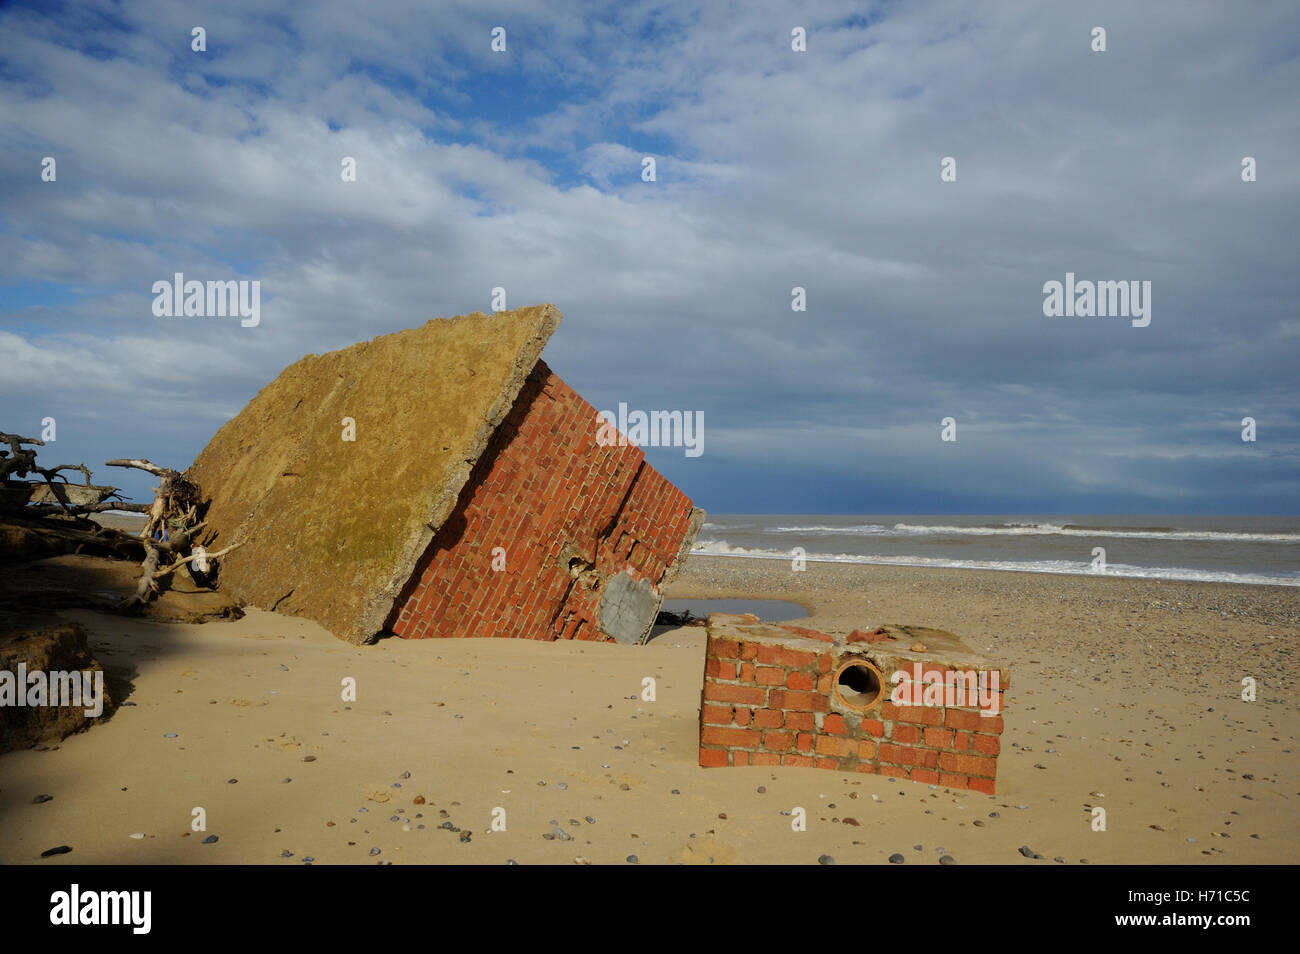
(3, 431), (236, 611)
(106, 458), (230, 609)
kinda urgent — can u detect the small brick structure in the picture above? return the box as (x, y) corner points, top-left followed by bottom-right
(391, 360), (703, 643)
(698, 614), (1010, 793)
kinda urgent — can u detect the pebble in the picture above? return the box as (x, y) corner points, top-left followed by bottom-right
(301, 756), (316, 762)
(32, 794), (53, 804)
(626, 855), (639, 864)
(228, 778), (238, 784)
(888, 853), (904, 864)
(585, 816), (596, 825)
(164, 733), (178, 739)
(40, 846), (72, 857)
(818, 854), (835, 865)
(129, 833), (145, 840)
(939, 855), (956, 865)
(1018, 845), (1036, 858)
(202, 835), (218, 844)
(757, 786), (766, 794)
(370, 847), (381, 855)
(507, 859), (518, 865)
(282, 850), (293, 857)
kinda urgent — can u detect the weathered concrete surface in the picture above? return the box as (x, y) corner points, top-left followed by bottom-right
(187, 305), (560, 644)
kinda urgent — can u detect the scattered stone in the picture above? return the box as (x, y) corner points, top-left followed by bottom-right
(1018, 845), (1036, 858)
(888, 853), (904, 864)
(626, 855), (639, 864)
(413, 795), (425, 805)
(202, 835), (218, 844)
(301, 755), (316, 762)
(818, 854), (835, 865)
(939, 855), (956, 865)
(129, 833), (145, 840)
(40, 846), (72, 857)
(32, 794), (53, 804)
(164, 733), (178, 739)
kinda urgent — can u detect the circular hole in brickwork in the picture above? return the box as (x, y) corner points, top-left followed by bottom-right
(833, 659), (883, 711)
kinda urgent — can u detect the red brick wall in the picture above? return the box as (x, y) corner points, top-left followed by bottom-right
(390, 361), (699, 641)
(698, 630), (1007, 793)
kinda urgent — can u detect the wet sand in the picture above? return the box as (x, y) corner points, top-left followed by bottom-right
(2, 554), (1295, 864)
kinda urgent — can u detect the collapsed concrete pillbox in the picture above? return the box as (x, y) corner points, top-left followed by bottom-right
(187, 304), (703, 645)
(698, 614), (1010, 793)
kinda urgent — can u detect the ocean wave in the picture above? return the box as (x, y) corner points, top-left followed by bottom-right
(886, 523), (1300, 543)
(687, 540), (1300, 587)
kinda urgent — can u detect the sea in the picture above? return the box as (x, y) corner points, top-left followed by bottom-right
(691, 515), (1300, 587)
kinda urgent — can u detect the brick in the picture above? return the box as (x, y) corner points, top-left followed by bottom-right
(892, 724), (920, 744)
(708, 638), (740, 659)
(753, 708), (784, 729)
(816, 758), (840, 770)
(953, 731), (971, 751)
(967, 776), (996, 795)
(750, 752), (781, 766)
(861, 718), (885, 737)
(762, 731), (793, 751)
(816, 673), (833, 692)
(911, 769), (940, 785)
(878, 764), (908, 779)
(718, 661), (737, 680)
(734, 750), (749, 766)
(858, 740), (877, 760)
(740, 663), (756, 683)
(786, 671), (814, 691)
(734, 707), (753, 727)
(939, 772), (969, 790)
(796, 732), (813, 753)
(818, 655), (832, 673)
(924, 727), (953, 749)
(699, 748), (729, 767)
(785, 711), (815, 731)
(756, 645), (817, 668)
(756, 667), (786, 686)
(972, 734), (1000, 755)
(705, 657), (720, 678)
(944, 709), (983, 731)
(896, 705), (944, 725)
(938, 752), (997, 777)
(738, 642), (759, 661)
(823, 714), (848, 735)
(815, 736), (856, 758)
(701, 704), (733, 725)
(783, 755), (816, 767)
(702, 683), (766, 706)
(701, 726), (762, 748)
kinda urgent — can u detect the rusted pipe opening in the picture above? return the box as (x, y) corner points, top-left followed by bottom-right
(834, 659), (883, 711)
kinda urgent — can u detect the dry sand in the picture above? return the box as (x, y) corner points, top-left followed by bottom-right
(2, 554), (1296, 865)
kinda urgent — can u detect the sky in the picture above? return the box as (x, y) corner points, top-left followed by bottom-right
(1, 0), (1296, 515)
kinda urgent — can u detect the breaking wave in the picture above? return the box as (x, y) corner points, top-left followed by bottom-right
(688, 539), (1299, 587)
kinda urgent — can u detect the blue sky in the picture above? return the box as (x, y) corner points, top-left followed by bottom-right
(1, 0), (1297, 514)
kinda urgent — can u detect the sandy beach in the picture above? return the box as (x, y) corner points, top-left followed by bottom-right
(3, 553), (1294, 865)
